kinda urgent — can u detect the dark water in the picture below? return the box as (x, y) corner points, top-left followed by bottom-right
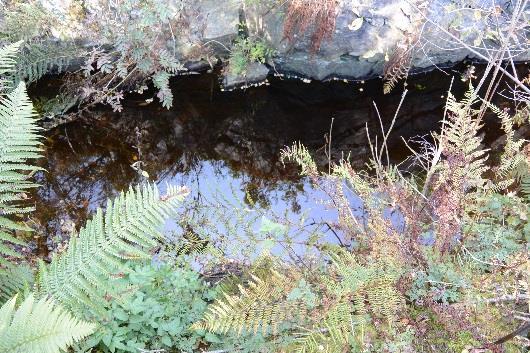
(29, 66), (520, 259)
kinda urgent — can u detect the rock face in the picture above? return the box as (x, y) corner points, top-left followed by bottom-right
(15, 0), (528, 84)
(242, 0), (512, 81)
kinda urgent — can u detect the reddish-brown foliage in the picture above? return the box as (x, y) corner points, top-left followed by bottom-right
(283, 0), (338, 52)
(429, 154), (466, 254)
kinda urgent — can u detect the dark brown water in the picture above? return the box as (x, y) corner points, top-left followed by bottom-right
(29, 66), (523, 258)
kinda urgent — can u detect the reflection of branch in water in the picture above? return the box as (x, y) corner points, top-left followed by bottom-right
(308, 219), (349, 248)
(63, 127), (77, 155)
(170, 179), (335, 268)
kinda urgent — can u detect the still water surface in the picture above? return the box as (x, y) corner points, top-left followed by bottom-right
(30, 67), (513, 259)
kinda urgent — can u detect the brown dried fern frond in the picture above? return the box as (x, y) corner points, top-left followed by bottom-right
(383, 42), (414, 94)
(383, 21), (422, 94)
(283, 0), (338, 52)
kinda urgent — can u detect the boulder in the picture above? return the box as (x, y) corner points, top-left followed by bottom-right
(221, 62), (270, 89)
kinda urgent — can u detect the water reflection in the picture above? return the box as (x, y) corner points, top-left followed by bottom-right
(31, 66), (508, 259)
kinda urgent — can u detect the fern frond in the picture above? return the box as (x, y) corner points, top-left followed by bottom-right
(15, 42), (77, 85)
(0, 294), (95, 353)
(483, 101), (530, 196)
(0, 42), (22, 74)
(326, 251), (372, 296)
(193, 270), (304, 335)
(283, 0), (338, 52)
(520, 170), (530, 202)
(0, 41), (23, 92)
(364, 276), (403, 321)
(37, 184), (189, 315)
(332, 160), (372, 197)
(280, 142), (318, 178)
(0, 264), (33, 304)
(290, 250), (403, 353)
(0, 81), (42, 268)
(328, 250), (403, 321)
(290, 301), (357, 353)
(383, 31), (418, 95)
(2, 3), (77, 85)
(490, 102), (526, 175)
(383, 59), (409, 95)
(509, 137), (530, 201)
(440, 89), (489, 190)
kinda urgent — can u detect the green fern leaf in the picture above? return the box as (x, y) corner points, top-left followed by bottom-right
(0, 294), (95, 353)
(38, 184), (189, 315)
(0, 41), (23, 92)
(0, 264), (33, 304)
(290, 301), (356, 353)
(0, 81), (42, 269)
(15, 42), (76, 85)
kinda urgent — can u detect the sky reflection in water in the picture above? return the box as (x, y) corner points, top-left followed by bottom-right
(32, 68), (488, 259)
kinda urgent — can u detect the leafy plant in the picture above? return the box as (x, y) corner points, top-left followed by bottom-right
(0, 2), (54, 42)
(193, 248), (406, 353)
(438, 87), (489, 190)
(283, 0), (338, 52)
(1, 0), (188, 116)
(463, 193), (528, 268)
(269, 85), (529, 351)
(0, 41), (22, 92)
(82, 262), (215, 353)
(0, 264), (33, 304)
(0, 3), (80, 86)
(193, 268), (306, 336)
(0, 42), (98, 353)
(229, 37), (274, 75)
(76, 0), (187, 110)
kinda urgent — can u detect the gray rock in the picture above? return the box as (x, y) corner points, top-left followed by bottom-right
(11, 0), (529, 84)
(195, 0), (241, 42)
(243, 0), (528, 80)
(222, 62), (270, 89)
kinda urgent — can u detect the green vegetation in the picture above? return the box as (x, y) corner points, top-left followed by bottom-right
(0, 0), (185, 112)
(229, 37), (274, 75)
(81, 263), (216, 352)
(0, 43), (94, 353)
(0, 45), (42, 266)
(0, 294), (95, 353)
(0, 43), (190, 352)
